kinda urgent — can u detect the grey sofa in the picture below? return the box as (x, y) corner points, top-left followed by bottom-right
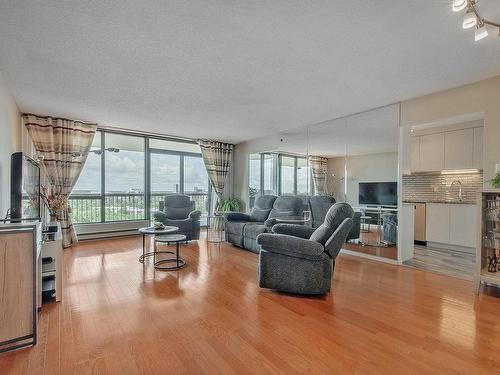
(308, 195), (336, 228)
(152, 194), (201, 241)
(257, 203), (354, 295)
(225, 195), (303, 253)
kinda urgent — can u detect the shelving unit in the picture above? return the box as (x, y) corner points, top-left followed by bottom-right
(474, 189), (500, 294)
(40, 222), (63, 303)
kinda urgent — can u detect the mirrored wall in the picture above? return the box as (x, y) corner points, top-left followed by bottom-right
(243, 104), (400, 260)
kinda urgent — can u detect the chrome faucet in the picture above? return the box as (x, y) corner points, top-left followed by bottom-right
(450, 180), (464, 202)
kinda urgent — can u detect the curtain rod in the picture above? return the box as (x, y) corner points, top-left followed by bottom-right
(22, 112), (97, 125)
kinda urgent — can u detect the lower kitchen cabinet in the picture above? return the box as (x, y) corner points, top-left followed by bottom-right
(426, 203), (477, 250)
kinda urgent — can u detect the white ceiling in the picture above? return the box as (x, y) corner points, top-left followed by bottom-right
(0, 0), (499, 144)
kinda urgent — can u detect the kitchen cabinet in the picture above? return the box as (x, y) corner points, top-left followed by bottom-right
(410, 126), (483, 172)
(473, 127), (483, 170)
(426, 203), (450, 244)
(449, 204), (477, 248)
(419, 133), (445, 172)
(410, 137), (420, 172)
(444, 129), (473, 170)
(426, 203), (476, 250)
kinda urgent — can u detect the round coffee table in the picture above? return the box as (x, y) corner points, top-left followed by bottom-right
(275, 217), (308, 225)
(138, 226), (178, 263)
(154, 234), (187, 270)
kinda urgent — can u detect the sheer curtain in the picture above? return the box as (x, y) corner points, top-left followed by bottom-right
(24, 114), (97, 247)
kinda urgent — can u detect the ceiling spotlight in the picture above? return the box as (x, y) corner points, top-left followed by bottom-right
(463, 8), (478, 29)
(475, 23), (489, 41)
(453, 0), (467, 12)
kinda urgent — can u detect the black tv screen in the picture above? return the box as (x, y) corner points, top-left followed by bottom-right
(359, 182), (397, 206)
(10, 152), (41, 222)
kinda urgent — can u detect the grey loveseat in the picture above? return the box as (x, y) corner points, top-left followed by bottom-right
(225, 195), (303, 253)
(257, 203), (354, 295)
(152, 194), (201, 241)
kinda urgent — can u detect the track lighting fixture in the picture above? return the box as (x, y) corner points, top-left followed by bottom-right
(453, 0), (467, 12)
(452, 0), (500, 42)
(475, 23), (489, 41)
(462, 8), (477, 29)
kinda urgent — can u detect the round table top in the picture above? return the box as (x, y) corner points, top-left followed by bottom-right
(139, 226), (178, 234)
(155, 234), (187, 242)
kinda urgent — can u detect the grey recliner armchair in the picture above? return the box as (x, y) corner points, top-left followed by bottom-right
(153, 194), (201, 241)
(257, 203), (354, 295)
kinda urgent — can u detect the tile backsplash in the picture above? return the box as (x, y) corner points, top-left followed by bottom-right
(402, 172), (483, 204)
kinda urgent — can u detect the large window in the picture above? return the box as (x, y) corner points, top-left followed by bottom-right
(248, 152), (312, 204)
(105, 133), (145, 221)
(70, 131), (210, 223)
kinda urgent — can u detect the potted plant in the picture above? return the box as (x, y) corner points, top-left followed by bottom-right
(216, 197), (241, 213)
(490, 172), (500, 189)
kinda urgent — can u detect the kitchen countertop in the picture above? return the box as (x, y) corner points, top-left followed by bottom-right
(402, 200), (476, 205)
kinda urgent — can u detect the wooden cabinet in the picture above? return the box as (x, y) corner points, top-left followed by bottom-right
(473, 127), (483, 170)
(410, 126), (483, 172)
(449, 204), (477, 248)
(426, 203), (476, 249)
(426, 203), (450, 244)
(419, 133), (445, 172)
(0, 223), (41, 352)
(444, 129), (473, 170)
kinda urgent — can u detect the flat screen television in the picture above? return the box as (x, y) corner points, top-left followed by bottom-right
(358, 182), (397, 206)
(10, 152), (41, 222)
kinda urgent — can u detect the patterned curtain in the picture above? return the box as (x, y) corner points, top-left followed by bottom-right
(309, 156), (328, 195)
(24, 114), (97, 248)
(197, 140), (234, 200)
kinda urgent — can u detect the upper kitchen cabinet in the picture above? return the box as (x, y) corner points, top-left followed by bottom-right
(419, 133), (445, 172)
(444, 128), (473, 170)
(410, 126), (483, 172)
(410, 136), (420, 172)
(473, 127), (483, 169)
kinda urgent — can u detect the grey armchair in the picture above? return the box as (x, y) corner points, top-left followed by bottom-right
(257, 203), (354, 295)
(153, 194), (201, 241)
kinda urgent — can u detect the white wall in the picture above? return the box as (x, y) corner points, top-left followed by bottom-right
(0, 73), (21, 217)
(327, 152), (398, 206)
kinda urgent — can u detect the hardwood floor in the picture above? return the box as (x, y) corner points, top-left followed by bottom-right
(1, 235), (500, 374)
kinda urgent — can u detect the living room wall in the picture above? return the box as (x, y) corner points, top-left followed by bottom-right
(327, 152), (398, 206)
(0, 73), (21, 217)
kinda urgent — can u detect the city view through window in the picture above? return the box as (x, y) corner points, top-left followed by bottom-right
(70, 131), (210, 223)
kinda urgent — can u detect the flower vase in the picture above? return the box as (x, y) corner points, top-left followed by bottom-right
(50, 214), (58, 223)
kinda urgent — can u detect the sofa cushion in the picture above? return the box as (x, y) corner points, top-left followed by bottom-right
(268, 196), (303, 219)
(243, 223), (267, 239)
(249, 195), (277, 222)
(225, 221), (247, 237)
(250, 208), (272, 222)
(165, 206), (192, 220)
